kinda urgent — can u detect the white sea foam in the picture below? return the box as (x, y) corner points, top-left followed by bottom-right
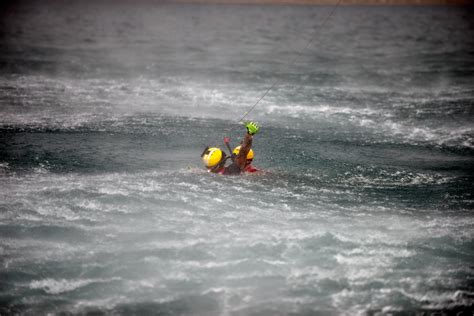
(72, 295), (130, 312)
(341, 168), (453, 188)
(3, 74), (472, 150)
(358, 117), (474, 148)
(2, 157), (471, 315)
(266, 103), (380, 119)
(30, 277), (121, 294)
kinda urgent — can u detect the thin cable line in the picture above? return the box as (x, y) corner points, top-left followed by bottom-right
(238, 0), (342, 123)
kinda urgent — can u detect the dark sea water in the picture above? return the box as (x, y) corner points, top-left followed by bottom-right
(1, 1), (474, 315)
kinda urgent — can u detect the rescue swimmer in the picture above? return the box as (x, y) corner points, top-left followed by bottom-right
(201, 122), (259, 175)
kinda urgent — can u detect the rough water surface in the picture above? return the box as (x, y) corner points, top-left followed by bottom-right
(0, 2), (473, 315)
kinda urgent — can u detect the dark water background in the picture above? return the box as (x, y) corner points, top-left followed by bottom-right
(1, 1), (473, 315)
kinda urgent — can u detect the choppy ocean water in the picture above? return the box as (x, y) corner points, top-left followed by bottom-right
(1, 2), (473, 315)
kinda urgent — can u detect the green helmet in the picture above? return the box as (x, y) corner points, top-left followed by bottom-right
(245, 121), (259, 135)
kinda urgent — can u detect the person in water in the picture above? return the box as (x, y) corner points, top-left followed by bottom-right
(232, 145), (258, 173)
(201, 122), (259, 175)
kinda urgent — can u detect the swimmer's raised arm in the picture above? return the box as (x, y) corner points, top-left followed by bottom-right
(235, 122), (259, 170)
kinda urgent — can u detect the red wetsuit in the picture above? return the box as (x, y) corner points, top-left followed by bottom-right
(244, 164), (258, 173)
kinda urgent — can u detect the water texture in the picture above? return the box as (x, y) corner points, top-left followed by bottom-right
(0, 2), (473, 315)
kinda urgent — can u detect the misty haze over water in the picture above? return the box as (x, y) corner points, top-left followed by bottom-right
(0, 1), (473, 315)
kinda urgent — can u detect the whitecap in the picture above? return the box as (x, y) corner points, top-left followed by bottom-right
(30, 277), (121, 294)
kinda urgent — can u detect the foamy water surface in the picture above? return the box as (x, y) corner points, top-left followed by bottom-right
(1, 2), (473, 315)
